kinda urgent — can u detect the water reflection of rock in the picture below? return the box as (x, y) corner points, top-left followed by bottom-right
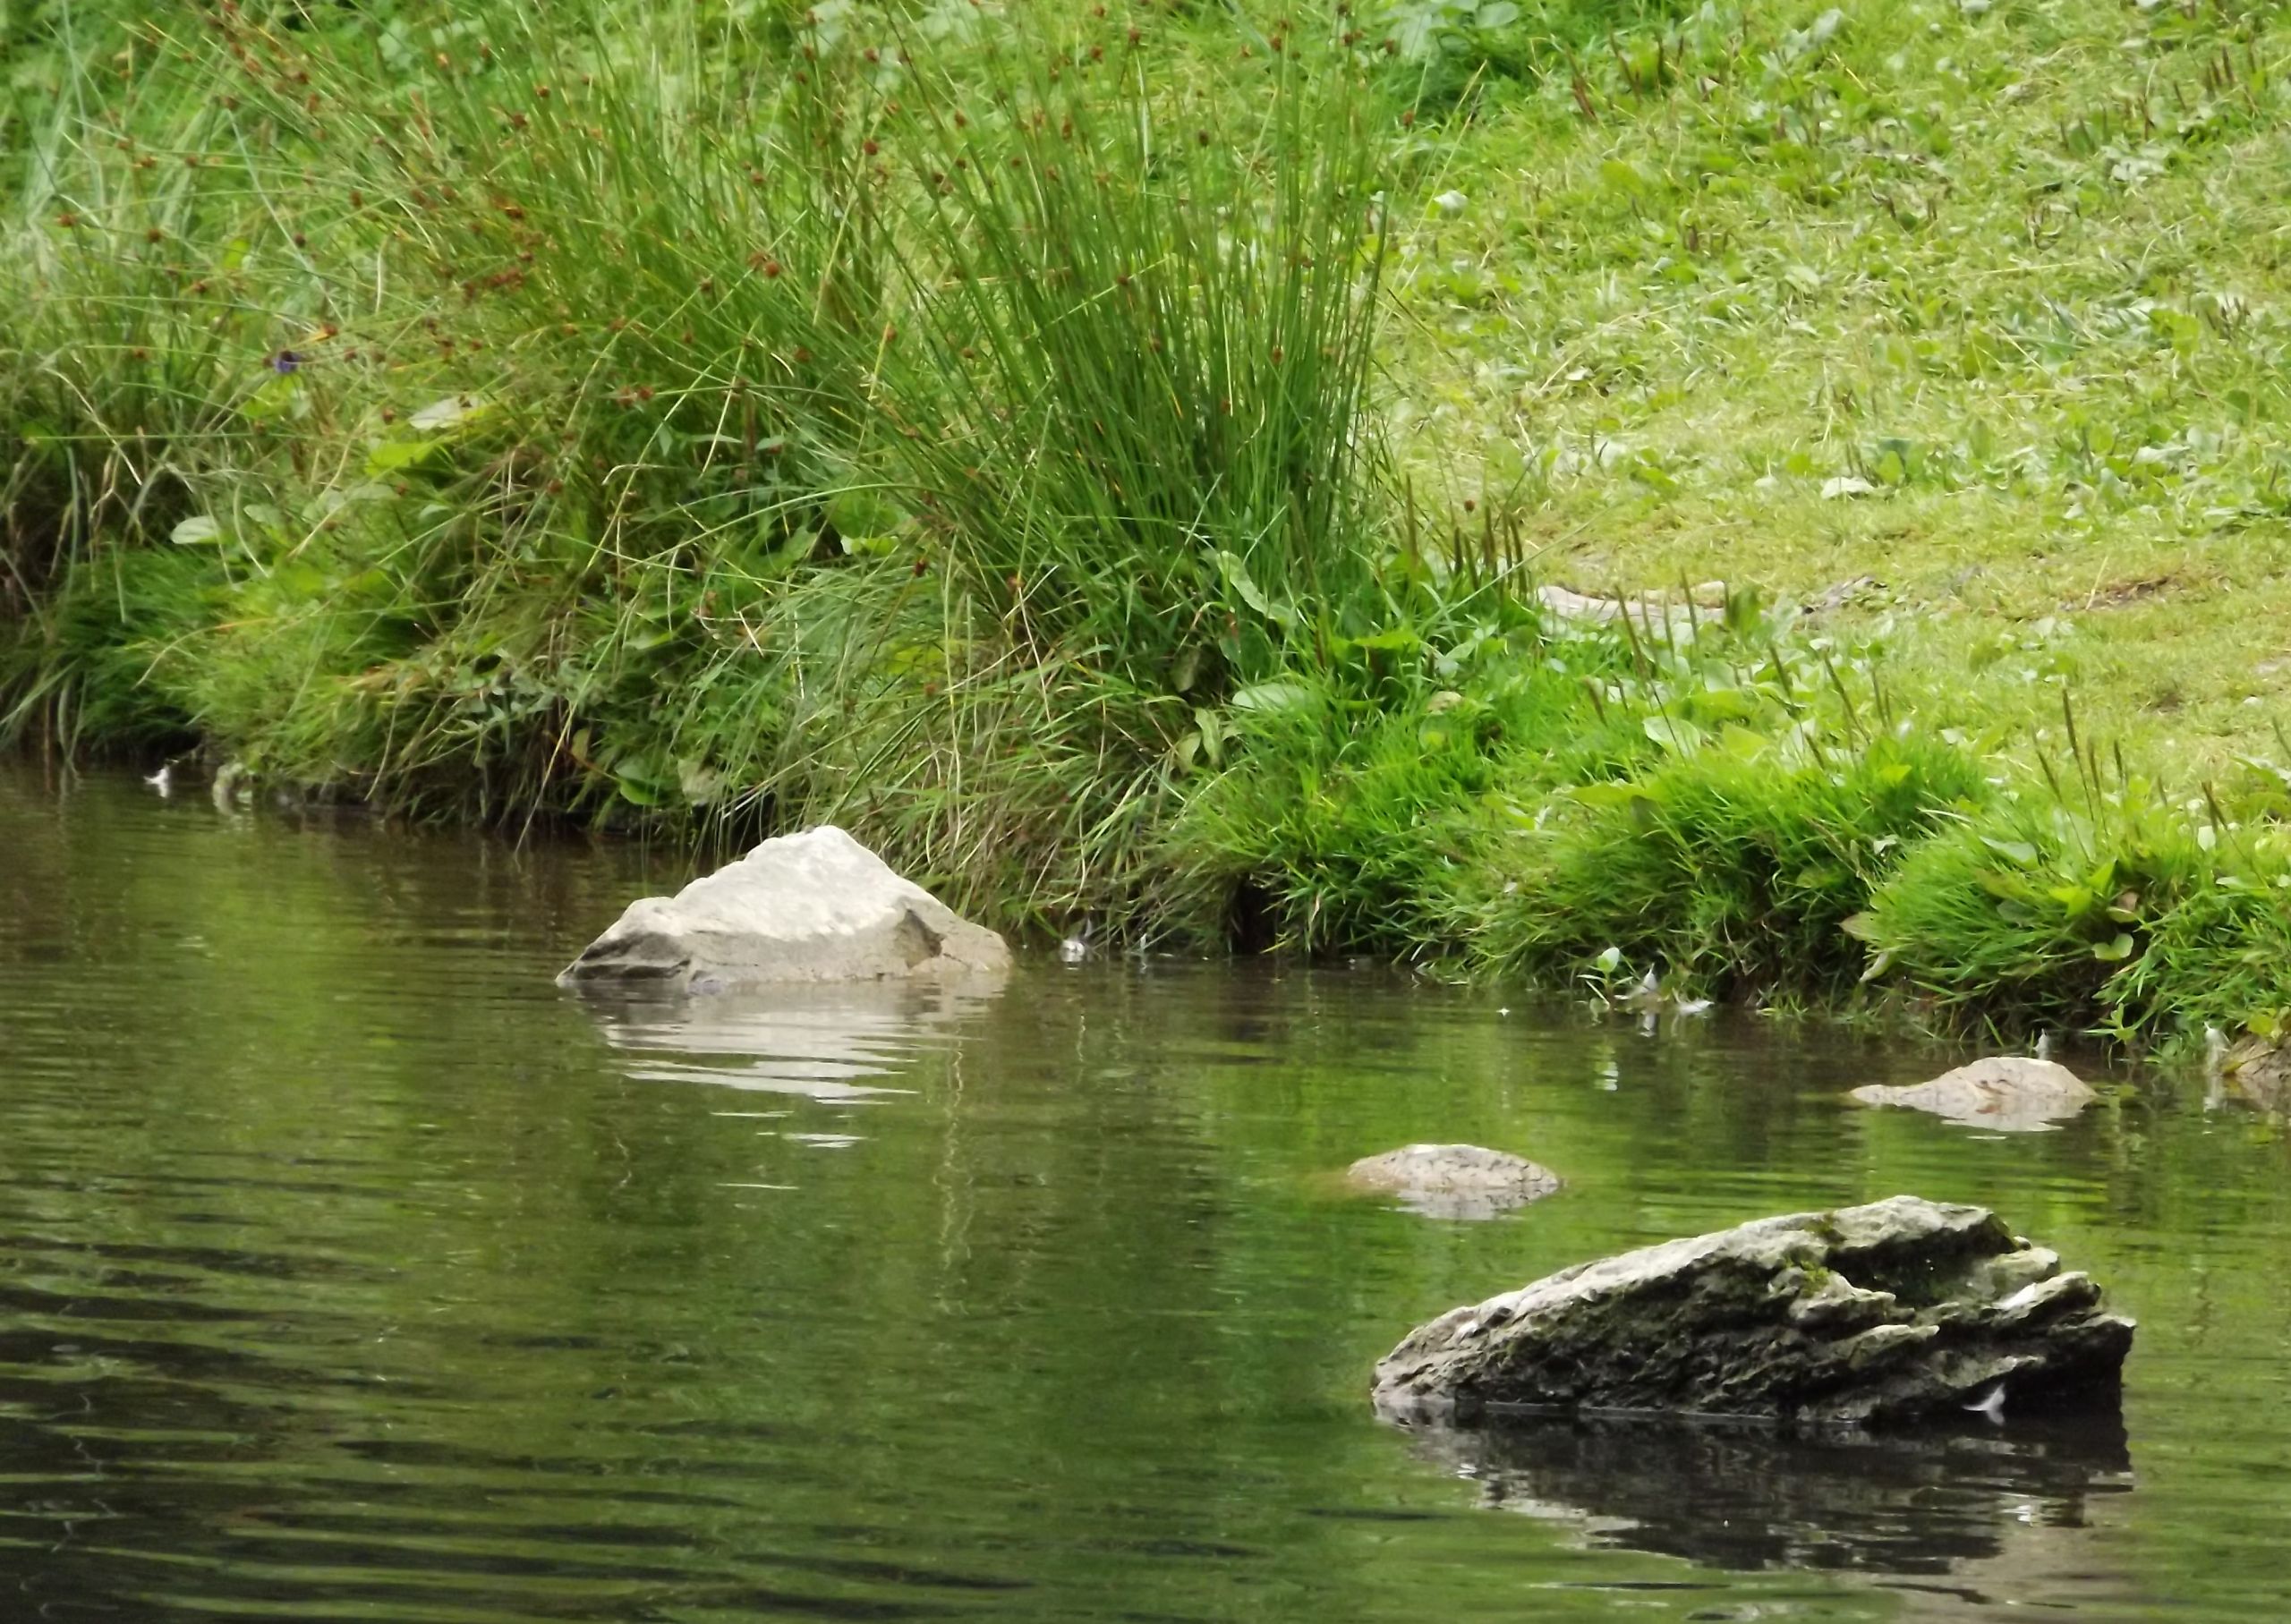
(570, 980), (999, 1100)
(1387, 1411), (2134, 1603)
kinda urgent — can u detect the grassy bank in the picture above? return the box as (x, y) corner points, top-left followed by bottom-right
(9, 0), (2291, 1053)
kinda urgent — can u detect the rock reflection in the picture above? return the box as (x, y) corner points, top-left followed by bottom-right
(569, 978), (1001, 1100)
(1385, 1409), (2133, 1591)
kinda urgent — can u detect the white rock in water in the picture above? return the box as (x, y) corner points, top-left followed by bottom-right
(1346, 1144), (1562, 1220)
(559, 826), (1010, 993)
(1851, 1057), (2096, 1133)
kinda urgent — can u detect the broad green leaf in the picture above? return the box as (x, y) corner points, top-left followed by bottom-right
(239, 373), (303, 422)
(1192, 707), (1224, 768)
(827, 489), (907, 542)
(1642, 713), (1708, 753)
(1231, 680), (1313, 713)
(410, 394), (491, 431)
(1216, 549), (1293, 625)
(366, 438), (448, 475)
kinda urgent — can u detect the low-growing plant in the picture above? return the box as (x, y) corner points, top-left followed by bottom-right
(1862, 735), (2291, 1044)
(1469, 725), (1988, 997)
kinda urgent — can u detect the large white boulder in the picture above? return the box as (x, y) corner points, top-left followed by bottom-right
(558, 826), (1010, 993)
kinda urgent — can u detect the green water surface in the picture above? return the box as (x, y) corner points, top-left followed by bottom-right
(2, 764), (2287, 1622)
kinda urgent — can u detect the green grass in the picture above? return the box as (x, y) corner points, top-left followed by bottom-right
(11, 0), (2291, 1055)
(1380, 0), (2291, 768)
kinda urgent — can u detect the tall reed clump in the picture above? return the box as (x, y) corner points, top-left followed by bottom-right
(710, 6), (1397, 927)
(0, 0), (1401, 929)
(2, 10), (259, 750)
(880, 13), (1390, 686)
(5, 0), (934, 812)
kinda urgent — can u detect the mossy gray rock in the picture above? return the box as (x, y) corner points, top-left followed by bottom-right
(1372, 1196), (2132, 1427)
(560, 826), (1009, 994)
(1851, 1058), (2095, 1132)
(1346, 1144), (1562, 1220)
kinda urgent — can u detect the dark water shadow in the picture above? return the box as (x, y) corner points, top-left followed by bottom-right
(1385, 1409), (2133, 1586)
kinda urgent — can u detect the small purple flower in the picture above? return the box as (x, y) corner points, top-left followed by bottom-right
(269, 350), (302, 375)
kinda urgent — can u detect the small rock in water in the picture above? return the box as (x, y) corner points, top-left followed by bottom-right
(559, 826), (1009, 994)
(1372, 1195), (2133, 1427)
(1851, 1057), (2095, 1133)
(1346, 1144), (1562, 1220)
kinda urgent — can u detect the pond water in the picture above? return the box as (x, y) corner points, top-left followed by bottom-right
(3, 764), (2289, 1623)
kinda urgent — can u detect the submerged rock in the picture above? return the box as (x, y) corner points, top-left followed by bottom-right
(1346, 1144), (1562, 1220)
(1371, 1195), (2132, 1427)
(559, 826), (1010, 994)
(1851, 1058), (2095, 1132)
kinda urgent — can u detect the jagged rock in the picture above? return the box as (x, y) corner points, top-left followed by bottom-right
(1851, 1058), (2095, 1132)
(1346, 1144), (1562, 1220)
(2223, 1034), (2291, 1111)
(1371, 1195), (2133, 1426)
(559, 826), (1010, 994)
